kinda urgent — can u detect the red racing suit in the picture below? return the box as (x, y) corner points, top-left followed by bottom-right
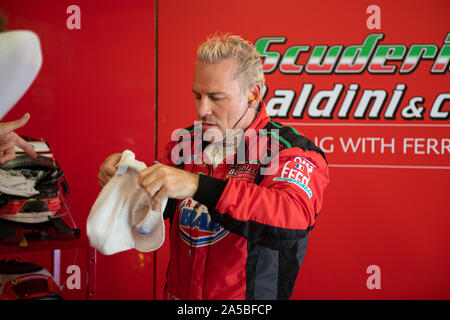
(158, 104), (329, 300)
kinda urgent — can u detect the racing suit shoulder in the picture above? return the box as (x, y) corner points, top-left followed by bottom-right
(265, 120), (327, 162)
(193, 121), (329, 249)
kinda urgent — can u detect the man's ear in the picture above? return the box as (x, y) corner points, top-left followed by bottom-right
(247, 83), (262, 109)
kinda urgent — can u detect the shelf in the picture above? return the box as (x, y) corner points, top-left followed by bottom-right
(0, 231), (97, 299)
(0, 234), (90, 254)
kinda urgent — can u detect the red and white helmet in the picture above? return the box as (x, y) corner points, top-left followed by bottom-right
(0, 259), (62, 300)
(0, 137), (65, 223)
(0, 137), (78, 247)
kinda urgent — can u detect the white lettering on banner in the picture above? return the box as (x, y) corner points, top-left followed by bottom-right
(256, 33), (450, 76)
(255, 34), (449, 169)
(264, 83), (449, 120)
(274, 157), (315, 198)
(314, 136), (450, 155)
(339, 137), (395, 154)
(316, 136), (334, 153)
(403, 138), (450, 155)
(430, 93), (450, 119)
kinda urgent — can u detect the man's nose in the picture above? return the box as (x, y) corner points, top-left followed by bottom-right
(196, 98), (213, 118)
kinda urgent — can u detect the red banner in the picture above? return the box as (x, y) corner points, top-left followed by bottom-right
(158, 0), (450, 299)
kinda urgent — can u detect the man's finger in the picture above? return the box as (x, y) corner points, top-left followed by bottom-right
(138, 166), (167, 193)
(104, 164), (117, 177)
(0, 148), (17, 164)
(0, 113), (31, 133)
(103, 153), (121, 176)
(141, 176), (165, 199)
(15, 135), (37, 159)
(137, 164), (165, 186)
(151, 187), (168, 211)
(99, 168), (116, 185)
(0, 139), (16, 151)
(97, 171), (107, 187)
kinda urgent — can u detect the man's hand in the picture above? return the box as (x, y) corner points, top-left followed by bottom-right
(138, 163), (200, 211)
(0, 113), (37, 164)
(97, 153), (121, 187)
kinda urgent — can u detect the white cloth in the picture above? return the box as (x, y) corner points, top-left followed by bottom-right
(0, 30), (42, 119)
(0, 168), (40, 197)
(87, 150), (167, 255)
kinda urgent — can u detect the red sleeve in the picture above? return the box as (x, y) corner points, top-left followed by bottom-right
(193, 147), (329, 249)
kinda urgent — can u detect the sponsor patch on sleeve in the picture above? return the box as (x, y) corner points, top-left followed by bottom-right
(273, 156), (315, 198)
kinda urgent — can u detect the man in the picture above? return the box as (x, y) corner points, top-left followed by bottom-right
(98, 34), (329, 300)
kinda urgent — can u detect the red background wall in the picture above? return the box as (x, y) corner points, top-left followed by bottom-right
(1, 0), (449, 300)
(1, 0), (157, 299)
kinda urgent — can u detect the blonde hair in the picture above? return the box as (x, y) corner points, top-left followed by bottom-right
(197, 33), (265, 93)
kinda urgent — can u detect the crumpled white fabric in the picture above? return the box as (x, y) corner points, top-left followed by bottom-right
(0, 30), (42, 120)
(87, 150), (167, 255)
(0, 168), (40, 197)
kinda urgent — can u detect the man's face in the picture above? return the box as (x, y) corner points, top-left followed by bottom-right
(192, 58), (247, 141)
